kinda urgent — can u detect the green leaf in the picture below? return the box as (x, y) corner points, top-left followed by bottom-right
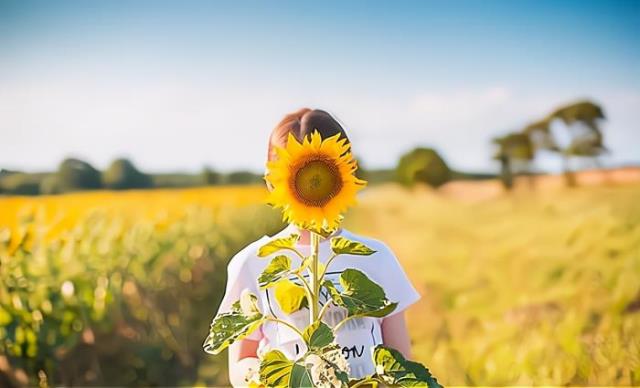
(259, 350), (313, 388)
(347, 377), (380, 387)
(295, 257), (311, 275)
(323, 269), (397, 318)
(258, 234), (300, 257)
(289, 363), (314, 388)
(239, 289), (262, 316)
(260, 349), (294, 387)
(202, 300), (265, 355)
(274, 279), (308, 314)
(330, 237), (376, 256)
(320, 343), (351, 385)
(372, 345), (442, 388)
(258, 255), (292, 289)
(302, 321), (334, 350)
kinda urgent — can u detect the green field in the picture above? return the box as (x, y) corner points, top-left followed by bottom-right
(1, 183), (639, 386)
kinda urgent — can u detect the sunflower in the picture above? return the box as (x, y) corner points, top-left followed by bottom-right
(265, 130), (366, 232)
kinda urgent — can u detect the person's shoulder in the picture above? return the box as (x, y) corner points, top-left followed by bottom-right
(226, 234), (271, 274)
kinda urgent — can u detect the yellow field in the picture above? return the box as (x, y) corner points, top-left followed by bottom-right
(1, 182), (639, 386)
(348, 183), (640, 385)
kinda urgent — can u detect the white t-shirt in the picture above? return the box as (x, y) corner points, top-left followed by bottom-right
(216, 224), (421, 379)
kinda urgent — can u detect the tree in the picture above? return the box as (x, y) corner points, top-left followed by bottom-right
(102, 158), (152, 190)
(201, 167), (222, 185)
(57, 158), (102, 193)
(523, 100), (606, 186)
(396, 148), (451, 188)
(226, 171), (262, 185)
(40, 175), (61, 195)
(492, 132), (535, 190)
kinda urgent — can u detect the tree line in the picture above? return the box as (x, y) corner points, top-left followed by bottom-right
(0, 159), (265, 196)
(0, 100), (611, 196)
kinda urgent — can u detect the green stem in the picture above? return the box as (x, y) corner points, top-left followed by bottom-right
(266, 316), (305, 340)
(318, 299), (333, 321)
(334, 314), (363, 333)
(319, 253), (338, 279)
(285, 247), (306, 261)
(293, 272), (314, 314)
(309, 231), (321, 324)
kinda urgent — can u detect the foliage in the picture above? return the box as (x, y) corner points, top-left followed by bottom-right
(102, 158), (152, 190)
(258, 255), (292, 289)
(371, 345), (441, 387)
(0, 173), (50, 196)
(39, 175), (61, 195)
(227, 170), (263, 185)
(0, 186), (282, 386)
(396, 148), (451, 188)
(330, 237), (376, 256)
(202, 299), (265, 355)
(203, 231), (435, 387)
(520, 100), (607, 185)
(322, 269), (398, 318)
(492, 132), (534, 189)
(56, 158), (102, 193)
(201, 167), (222, 185)
(2, 182), (639, 385)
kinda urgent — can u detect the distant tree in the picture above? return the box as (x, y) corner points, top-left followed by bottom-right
(396, 147), (451, 188)
(151, 173), (202, 188)
(524, 100), (606, 186)
(57, 158), (102, 192)
(102, 158), (152, 190)
(201, 167), (222, 185)
(226, 171), (262, 185)
(0, 169), (18, 177)
(492, 132), (535, 190)
(0, 173), (47, 195)
(40, 175), (61, 195)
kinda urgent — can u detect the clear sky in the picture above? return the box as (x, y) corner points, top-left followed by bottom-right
(1, 0), (639, 174)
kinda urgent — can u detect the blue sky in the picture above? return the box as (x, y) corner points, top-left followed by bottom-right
(1, 0), (639, 173)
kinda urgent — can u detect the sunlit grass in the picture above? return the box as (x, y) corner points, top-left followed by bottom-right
(1, 183), (639, 385)
(347, 183), (640, 385)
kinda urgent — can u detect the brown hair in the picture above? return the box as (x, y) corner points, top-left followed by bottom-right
(267, 108), (350, 162)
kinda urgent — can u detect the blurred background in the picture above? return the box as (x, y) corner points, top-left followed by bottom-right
(1, 0), (639, 386)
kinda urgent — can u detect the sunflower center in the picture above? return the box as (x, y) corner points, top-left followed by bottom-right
(291, 158), (343, 207)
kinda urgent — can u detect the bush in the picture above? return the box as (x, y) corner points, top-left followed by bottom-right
(0, 200), (283, 386)
(0, 173), (49, 195)
(102, 159), (152, 190)
(396, 148), (451, 187)
(57, 158), (102, 192)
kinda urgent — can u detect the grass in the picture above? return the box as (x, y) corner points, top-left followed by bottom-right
(347, 183), (640, 385)
(1, 182), (639, 385)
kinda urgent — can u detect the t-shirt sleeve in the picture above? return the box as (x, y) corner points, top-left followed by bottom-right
(215, 242), (264, 341)
(376, 243), (422, 316)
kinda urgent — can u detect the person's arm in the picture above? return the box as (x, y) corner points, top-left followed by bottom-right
(228, 338), (261, 387)
(381, 311), (413, 359)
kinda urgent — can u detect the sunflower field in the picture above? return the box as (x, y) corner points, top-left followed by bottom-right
(1, 183), (639, 386)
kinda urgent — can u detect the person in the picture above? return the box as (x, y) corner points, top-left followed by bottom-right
(218, 108), (421, 386)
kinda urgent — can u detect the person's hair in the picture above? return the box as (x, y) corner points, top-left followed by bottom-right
(267, 108), (350, 162)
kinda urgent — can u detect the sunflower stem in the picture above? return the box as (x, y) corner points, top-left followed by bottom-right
(309, 231), (321, 324)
